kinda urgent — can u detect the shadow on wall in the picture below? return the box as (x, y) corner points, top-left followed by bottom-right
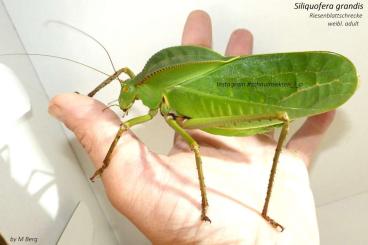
(0, 71), (92, 244)
(0, 144), (54, 244)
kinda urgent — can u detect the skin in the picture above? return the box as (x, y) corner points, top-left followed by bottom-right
(48, 10), (336, 245)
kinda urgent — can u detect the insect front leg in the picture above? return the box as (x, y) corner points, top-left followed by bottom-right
(90, 109), (157, 181)
(165, 116), (211, 223)
(88, 67), (135, 97)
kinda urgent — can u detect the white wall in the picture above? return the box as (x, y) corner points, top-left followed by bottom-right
(1, 0), (368, 244)
(0, 2), (119, 245)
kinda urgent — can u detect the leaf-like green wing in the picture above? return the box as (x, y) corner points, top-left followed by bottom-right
(135, 46), (234, 108)
(135, 45), (227, 81)
(164, 52), (357, 135)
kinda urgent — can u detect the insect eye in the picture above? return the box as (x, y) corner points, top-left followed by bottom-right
(122, 85), (129, 92)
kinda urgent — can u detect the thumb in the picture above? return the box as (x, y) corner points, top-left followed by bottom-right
(48, 93), (164, 208)
(48, 93), (131, 166)
(286, 110), (336, 168)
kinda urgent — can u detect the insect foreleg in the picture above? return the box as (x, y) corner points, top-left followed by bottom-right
(88, 67), (135, 97)
(90, 109), (157, 181)
(165, 116), (211, 223)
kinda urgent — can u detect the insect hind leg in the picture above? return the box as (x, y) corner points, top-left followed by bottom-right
(261, 112), (289, 232)
(181, 112), (290, 231)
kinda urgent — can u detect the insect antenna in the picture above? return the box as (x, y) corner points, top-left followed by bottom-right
(0, 53), (109, 76)
(107, 99), (119, 105)
(102, 104), (120, 112)
(1, 22), (127, 86)
(45, 20), (119, 76)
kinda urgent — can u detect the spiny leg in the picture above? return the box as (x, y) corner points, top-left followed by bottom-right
(261, 113), (289, 232)
(90, 122), (127, 181)
(90, 109), (157, 181)
(181, 112), (290, 230)
(166, 116), (211, 223)
(88, 67), (135, 97)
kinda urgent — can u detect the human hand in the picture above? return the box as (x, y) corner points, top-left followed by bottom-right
(48, 10), (335, 245)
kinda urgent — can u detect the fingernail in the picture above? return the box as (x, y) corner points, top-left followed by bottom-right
(48, 104), (63, 120)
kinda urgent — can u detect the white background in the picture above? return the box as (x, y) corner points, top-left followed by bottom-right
(0, 2), (118, 245)
(1, 0), (367, 244)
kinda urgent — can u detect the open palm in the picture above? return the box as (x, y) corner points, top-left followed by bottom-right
(49, 10), (335, 245)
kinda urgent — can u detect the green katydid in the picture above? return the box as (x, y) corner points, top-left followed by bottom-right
(0, 26), (357, 230)
(84, 45), (358, 231)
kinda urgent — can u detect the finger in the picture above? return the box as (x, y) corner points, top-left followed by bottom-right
(286, 110), (336, 167)
(225, 29), (277, 140)
(182, 10), (212, 48)
(225, 29), (253, 56)
(49, 93), (122, 164)
(49, 94), (182, 236)
(224, 29), (277, 141)
(172, 10), (212, 150)
(48, 93), (159, 186)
